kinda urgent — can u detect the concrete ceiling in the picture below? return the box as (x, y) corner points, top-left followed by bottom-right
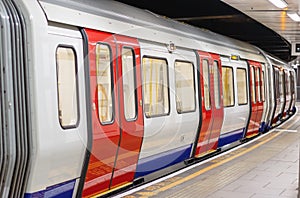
(115, 0), (296, 62)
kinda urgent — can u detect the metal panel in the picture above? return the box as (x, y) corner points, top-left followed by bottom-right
(0, 1), (16, 197)
(38, 0), (266, 63)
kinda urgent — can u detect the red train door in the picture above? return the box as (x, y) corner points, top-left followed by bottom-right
(194, 51), (224, 157)
(246, 61), (263, 138)
(110, 35), (144, 188)
(82, 29), (144, 197)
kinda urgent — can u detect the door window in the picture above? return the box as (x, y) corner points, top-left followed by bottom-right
(213, 61), (221, 109)
(203, 59), (211, 110)
(174, 61), (195, 113)
(251, 66), (256, 103)
(237, 68), (248, 105)
(222, 66), (234, 107)
(142, 57), (169, 117)
(56, 46), (79, 128)
(96, 43), (114, 124)
(122, 47), (137, 120)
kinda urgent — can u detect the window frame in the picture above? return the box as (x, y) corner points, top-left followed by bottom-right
(236, 67), (248, 105)
(174, 60), (196, 114)
(95, 42), (116, 125)
(142, 55), (170, 118)
(121, 46), (138, 121)
(221, 65), (235, 108)
(55, 45), (80, 129)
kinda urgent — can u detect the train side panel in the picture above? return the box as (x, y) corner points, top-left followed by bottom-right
(219, 57), (250, 147)
(135, 41), (199, 178)
(24, 25), (87, 197)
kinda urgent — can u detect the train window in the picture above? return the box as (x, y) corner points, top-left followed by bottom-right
(122, 47), (137, 120)
(96, 43), (114, 124)
(291, 71), (295, 95)
(279, 70), (284, 98)
(142, 57), (169, 117)
(251, 66), (256, 103)
(174, 61), (195, 113)
(291, 72), (295, 101)
(56, 47), (79, 128)
(203, 59), (211, 110)
(213, 61), (221, 109)
(285, 72), (290, 96)
(256, 68), (261, 102)
(274, 69), (279, 99)
(261, 71), (265, 102)
(237, 68), (248, 105)
(222, 66), (234, 107)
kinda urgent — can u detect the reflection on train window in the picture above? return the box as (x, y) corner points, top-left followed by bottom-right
(96, 43), (114, 124)
(213, 61), (221, 109)
(174, 61), (195, 113)
(222, 66), (234, 107)
(203, 59), (211, 110)
(122, 47), (137, 120)
(56, 47), (79, 128)
(237, 68), (248, 105)
(251, 66), (256, 103)
(142, 57), (169, 117)
(256, 67), (261, 102)
(261, 70), (265, 102)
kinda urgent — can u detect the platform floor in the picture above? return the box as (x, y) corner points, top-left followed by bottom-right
(116, 104), (300, 198)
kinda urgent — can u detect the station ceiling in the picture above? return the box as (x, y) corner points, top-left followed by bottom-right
(115, 0), (295, 62)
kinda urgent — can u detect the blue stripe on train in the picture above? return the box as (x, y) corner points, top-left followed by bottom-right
(259, 122), (266, 132)
(135, 144), (192, 178)
(218, 128), (245, 147)
(24, 179), (75, 198)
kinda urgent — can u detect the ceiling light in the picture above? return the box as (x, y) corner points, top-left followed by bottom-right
(287, 12), (300, 22)
(268, 0), (288, 9)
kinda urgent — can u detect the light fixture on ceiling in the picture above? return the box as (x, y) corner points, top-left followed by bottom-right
(268, 0), (288, 9)
(287, 12), (300, 21)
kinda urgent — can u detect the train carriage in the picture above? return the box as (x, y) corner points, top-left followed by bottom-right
(0, 0), (297, 197)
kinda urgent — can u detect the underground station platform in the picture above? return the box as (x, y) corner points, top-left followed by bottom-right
(114, 105), (300, 198)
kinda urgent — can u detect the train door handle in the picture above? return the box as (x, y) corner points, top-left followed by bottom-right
(139, 99), (143, 106)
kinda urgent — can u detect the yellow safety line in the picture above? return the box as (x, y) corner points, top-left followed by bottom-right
(156, 131), (282, 193)
(246, 132), (259, 139)
(91, 182), (133, 198)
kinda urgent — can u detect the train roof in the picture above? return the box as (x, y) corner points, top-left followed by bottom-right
(39, 0), (266, 61)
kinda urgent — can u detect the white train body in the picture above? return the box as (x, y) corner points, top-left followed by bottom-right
(0, 0), (296, 197)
